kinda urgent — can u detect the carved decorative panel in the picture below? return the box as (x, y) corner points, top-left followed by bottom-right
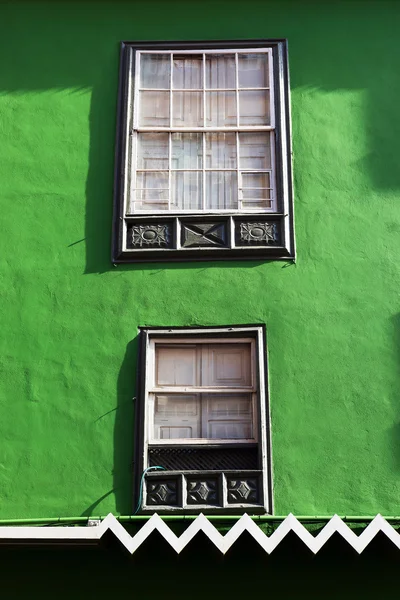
(239, 222), (278, 245)
(182, 222), (227, 248)
(131, 224), (171, 247)
(227, 477), (259, 504)
(146, 479), (178, 506)
(187, 478), (219, 505)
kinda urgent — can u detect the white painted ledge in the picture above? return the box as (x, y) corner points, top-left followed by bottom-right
(0, 513), (398, 554)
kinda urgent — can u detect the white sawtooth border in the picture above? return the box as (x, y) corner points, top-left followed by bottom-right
(0, 513), (398, 554)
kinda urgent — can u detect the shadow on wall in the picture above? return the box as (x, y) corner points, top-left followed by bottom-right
(1, 3), (399, 275)
(82, 2), (400, 274)
(113, 336), (138, 514)
(79, 336), (138, 517)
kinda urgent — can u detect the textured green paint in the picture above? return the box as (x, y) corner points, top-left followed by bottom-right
(1, 0), (400, 521)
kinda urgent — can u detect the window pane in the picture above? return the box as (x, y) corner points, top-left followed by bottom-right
(173, 55), (203, 89)
(206, 172), (237, 210)
(238, 53), (268, 88)
(154, 394), (200, 439)
(134, 171), (169, 211)
(206, 344), (251, 386)
(153, 393), (253, 440)
(206, 394), (253, 440)
(209, 421), (253, 439)
(240, 172), (272, 210)
(155, 395), (199, 416)
(242, 188), (271, 199)
(206, 92), (236, 126)
(140, 53), (170, 89)
(139, 91), (169, 127)
(241, 171), (270, 189)
(137, 133), (169, 169)
(156, 345), (198, 386)
(205, 133), (237, 169)
(172, 133), (203, 169)
(205, 54), (236, 89)
(239, 90), (270, 126)
(239, 132), (271, 169)
(172, 171), (203, 210)
(172, 92), (203, 127)
(242, 199), (272, 210)
(208, 395), (252, 417)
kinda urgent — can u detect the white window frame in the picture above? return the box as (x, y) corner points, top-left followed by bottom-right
(147, 336), (259, 444)
(130, 48), (276, 215)
(136, 325), (273, 514)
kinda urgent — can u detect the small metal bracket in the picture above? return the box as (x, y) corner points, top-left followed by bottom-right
(87, 519), (101, 527)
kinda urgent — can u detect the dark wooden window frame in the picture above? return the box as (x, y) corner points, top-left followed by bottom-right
(134, 325), (273, 514)
(113, 40), (294, 263)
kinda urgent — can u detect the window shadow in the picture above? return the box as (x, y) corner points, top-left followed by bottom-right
(113, 336), (138, 514)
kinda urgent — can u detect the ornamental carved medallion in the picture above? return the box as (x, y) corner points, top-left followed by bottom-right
(131, 224), (170, 247)
(240, 222), (278, 244)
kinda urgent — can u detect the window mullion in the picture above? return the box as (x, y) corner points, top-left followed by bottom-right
(169, 54), (173, 211)
(202, 53), (206, 211)
(235, 54), (241, 212)
(236, 131), (241, 211)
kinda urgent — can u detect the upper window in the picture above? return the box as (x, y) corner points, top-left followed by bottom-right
(113, 41), (293, 262)
(133, 50), (275, 214)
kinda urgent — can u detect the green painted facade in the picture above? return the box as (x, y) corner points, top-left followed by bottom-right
(1, 0), (400, 527)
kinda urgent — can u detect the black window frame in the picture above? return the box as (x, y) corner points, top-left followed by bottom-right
(113, 40), (294, 263)
(134, 324), (273, 514)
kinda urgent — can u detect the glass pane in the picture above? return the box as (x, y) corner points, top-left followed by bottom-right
(239, 90), (270, 125)
(206, 92), (236, 126)
(206, 172), (238, 210)
(134, 171), (169, 210)
(172, 92), (203, 127)
(140, 53), (170, 89)
(241, 172), (271, 208)
(208, 394), (252, 417)
(241, 171), (270, 189)
(238, 53), (268, 88)
(242, 199), (272, 210)
(205, 54), (236, 89)
(206, 393), (253, 439)
(241, 173), (272, 209)
(135, 188), (169, 201)
(139, 91), (169, 127)
(173, 55), (203, 89)
(209, 421), (253, 439)
(156, 345), (198, 386)
(242, 188), (271, 199)
(154, 394), (200, 439)
(205, 133), (237, 169)
(137, 133), (169, 169)
(172, 171), (203, 210)
(172, 133), (203, 169)
(239, 132), (271, 169)
(206, 344), (251, 386)
(155, 395), (199, 417)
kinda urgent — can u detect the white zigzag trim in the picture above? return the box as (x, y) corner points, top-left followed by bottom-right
(0, 513), (398, 554)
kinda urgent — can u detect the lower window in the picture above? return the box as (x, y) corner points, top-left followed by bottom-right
(136, 325), (272, 513)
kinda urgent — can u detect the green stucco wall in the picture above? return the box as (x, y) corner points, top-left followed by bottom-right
(1, 0), (400, 521)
